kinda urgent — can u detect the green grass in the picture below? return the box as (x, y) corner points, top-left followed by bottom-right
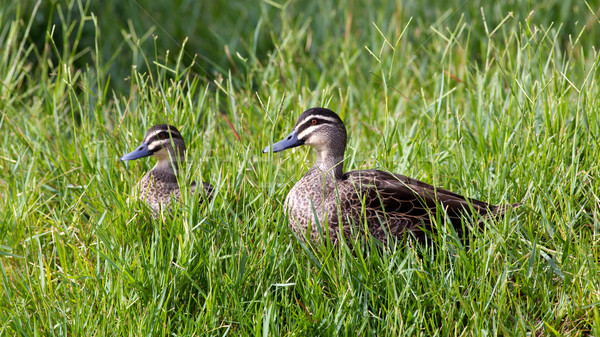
(1, 0), (599, 335)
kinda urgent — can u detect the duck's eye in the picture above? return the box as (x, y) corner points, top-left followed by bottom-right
(158, 132), (168, 139)
(311, 119), (318, 125)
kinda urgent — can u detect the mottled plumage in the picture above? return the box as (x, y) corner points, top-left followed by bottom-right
(120, 124), (213, 212)
(264, 108), (516, 245)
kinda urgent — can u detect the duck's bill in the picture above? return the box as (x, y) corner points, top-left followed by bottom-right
(120, 143), (152, 161)
(262, 129), (304, 153)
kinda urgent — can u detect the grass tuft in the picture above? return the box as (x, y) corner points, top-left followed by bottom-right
(1, 0), (599, 335)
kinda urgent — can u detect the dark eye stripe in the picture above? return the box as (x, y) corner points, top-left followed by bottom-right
(157, 131), (181, 140)
(296, 116), (335, 133)
(148, 134), (182, 151)
(147, 139), (163, 152)
(297, 123), (330, 140)
(144, 131), (182, 145)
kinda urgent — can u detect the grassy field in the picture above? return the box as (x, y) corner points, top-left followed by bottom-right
(1, 0), (599, 335)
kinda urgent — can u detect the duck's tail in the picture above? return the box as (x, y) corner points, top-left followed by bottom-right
(492, 202), (521, 215)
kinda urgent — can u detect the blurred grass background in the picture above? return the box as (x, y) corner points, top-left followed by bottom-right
(1, 0), (599, 335)
(16, 0), (599, 91)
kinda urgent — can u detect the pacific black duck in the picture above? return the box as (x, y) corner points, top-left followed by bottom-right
(120, 124), (213, 212)
(263, 107), (516, 245)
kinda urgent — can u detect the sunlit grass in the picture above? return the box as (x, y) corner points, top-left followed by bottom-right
(1, 0), (599, 335)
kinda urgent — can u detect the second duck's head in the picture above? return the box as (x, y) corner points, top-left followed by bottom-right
(263, 108), (347, 158)
(120, 124), (185, 168)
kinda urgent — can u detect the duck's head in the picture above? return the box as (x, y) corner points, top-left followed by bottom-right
(263, 107), (347, 156)
(263, 108), (347, 177)
(120, 124), (186, 167)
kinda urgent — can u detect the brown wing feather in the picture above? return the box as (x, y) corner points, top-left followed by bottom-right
(191, 181), (215, 205)
(341, 170), (499, 240)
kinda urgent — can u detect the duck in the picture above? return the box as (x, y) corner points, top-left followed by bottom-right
(120, 124), (213, 212)
(263, 107), (516, 245)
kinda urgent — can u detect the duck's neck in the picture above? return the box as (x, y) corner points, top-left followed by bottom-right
(314, 148), (344, 181)
(154, 159), (177, 174)
(152, 155), (183, 179)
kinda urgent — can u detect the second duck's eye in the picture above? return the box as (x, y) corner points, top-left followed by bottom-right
(311, 119), (318, 125)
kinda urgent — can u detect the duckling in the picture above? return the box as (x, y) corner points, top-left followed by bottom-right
(120, 124), (213, 212)
(263, 107), (516, 245)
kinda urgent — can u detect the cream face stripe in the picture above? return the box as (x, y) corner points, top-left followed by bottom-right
(144, 129), (164, 142)
(145, 130), (167, 152)
(147, 139), (163, 152)
(144, 128), (181, 152)
(298, 124), (327, 140)
(295, 114), (340, 129)
(144, 127), (181, 142)
(295, 114), (340, 140)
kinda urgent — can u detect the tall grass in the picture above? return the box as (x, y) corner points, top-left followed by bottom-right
(1, 0), (599, 335)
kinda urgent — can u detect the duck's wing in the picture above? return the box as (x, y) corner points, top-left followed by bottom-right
(201, 182), (215, 200)
(189, 181), (214, 206)
(342, 169), (498, 222)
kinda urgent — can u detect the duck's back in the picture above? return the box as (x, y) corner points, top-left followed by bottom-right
(285, 168), (503, 244)
(338, 169), (504, 242)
